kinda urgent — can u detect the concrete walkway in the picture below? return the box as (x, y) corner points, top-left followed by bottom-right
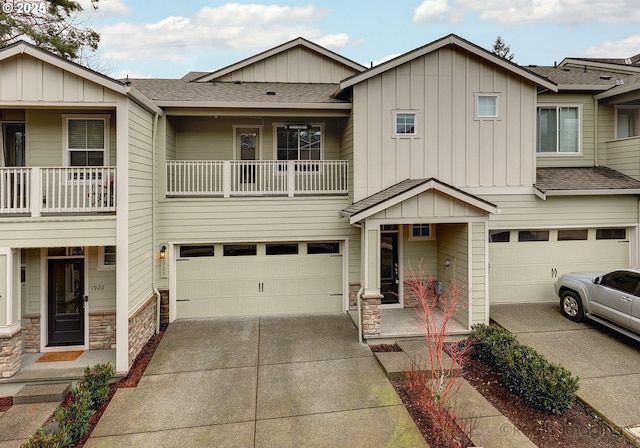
(491, 302), (640, 446)
(85, 315), (427, 448)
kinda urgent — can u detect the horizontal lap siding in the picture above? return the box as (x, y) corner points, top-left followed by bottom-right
(0, 219), (116, 247)
(606, 137), (640, 180)
(471, 222), (487, 325)
(483, 194), (639, 228)
(436, 223), (470, 327)
(127, 101), (155, 313)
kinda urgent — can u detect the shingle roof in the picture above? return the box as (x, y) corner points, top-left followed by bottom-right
(535, 167), (640, 193)
(526, 66), (638, 88)
(341, 179), (429, 217)
(125, 79), (348, 105)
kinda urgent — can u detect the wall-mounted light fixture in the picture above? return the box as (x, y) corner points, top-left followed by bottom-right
(160, 245), (167, 260)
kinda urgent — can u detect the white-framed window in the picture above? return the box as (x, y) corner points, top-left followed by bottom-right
(615, 106), (640, 139)
(393, 111), (418, 137)
(63, 114), (110, 166)
(475, 94), (500, 120)
(98, 246), (116, 270)
(536, 105), (580, 154)
(408, 224), (435, 240)
(275, 124), (322, 161)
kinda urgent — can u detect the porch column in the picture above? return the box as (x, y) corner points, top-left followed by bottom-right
(361, 223), (382, 337)
(0, 248), (22, 377)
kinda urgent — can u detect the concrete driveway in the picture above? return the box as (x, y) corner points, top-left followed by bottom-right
(84, 314), (427, 448)
(491, 302), (640, 444)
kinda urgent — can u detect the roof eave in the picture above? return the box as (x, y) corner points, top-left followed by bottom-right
(151, 101), (353, 110)
(537, 188), (640, 197)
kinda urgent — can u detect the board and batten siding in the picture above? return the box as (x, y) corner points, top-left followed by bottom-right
(0, 54), (120, 103)
(127, 100), (155, 313)
(535, 92), (615, 168)
(483, 194), (639, 228)
(215, 46), (359, 84)
(352, 46), (538, 202)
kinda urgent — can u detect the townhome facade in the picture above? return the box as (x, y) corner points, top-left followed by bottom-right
(2, 34), (640, 379)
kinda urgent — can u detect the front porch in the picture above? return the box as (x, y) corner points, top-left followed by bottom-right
(0, 349), (116, 396)
(350, 307), (469, 342)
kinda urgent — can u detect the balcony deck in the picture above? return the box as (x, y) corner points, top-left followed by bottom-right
(166, 160), (348, 197)
(0, 167), (116, 217)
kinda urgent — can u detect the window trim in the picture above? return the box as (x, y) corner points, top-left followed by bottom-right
(614, 106), (640, 139)
(393, 110), (419, 138)
(98, 246), (116, 271)
(474, 93), (501, 120)
(536, 104), (581, 155)
(408, 224), (436, 241)
(274, 123), (323, 161)
(62, 114), (110, 167)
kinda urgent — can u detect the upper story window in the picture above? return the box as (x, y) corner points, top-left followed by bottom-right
(64, 115), (110, 166)
(276, 125), (321, 160)
(536, 106), (580, 154)
(616, 107), (639, 139)
(394, 111), (417, 137)
(475, 94), (500, 120)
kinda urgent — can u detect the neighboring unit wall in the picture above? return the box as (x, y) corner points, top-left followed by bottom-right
(215, 46), (359, 83)
(352, 46), (538, 201)
(605, 136), (640, 179)
(535, 92), (613, 168)
(436, 223), (470, 327)
(127, 100), (155, 314)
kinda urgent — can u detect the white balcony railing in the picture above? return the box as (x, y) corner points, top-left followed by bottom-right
(166, 160), (349, 197)
(0, 167), (117, 216)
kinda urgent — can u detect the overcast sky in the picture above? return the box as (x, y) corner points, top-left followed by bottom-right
(77, 0), (640, 79)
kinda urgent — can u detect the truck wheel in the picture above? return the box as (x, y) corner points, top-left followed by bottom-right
(560, 291), (584, 323)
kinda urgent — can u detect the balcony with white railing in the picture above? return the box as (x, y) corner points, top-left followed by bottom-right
(0, 167), (117, 217)
(166, 160), (349, 197)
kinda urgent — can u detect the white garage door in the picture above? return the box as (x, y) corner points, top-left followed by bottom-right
(176, 241), (343, 318)
(489, 228), (630, 303)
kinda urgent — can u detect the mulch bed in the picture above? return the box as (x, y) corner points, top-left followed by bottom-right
(0, 325), (166, 447)
(371, 342), (635, 448)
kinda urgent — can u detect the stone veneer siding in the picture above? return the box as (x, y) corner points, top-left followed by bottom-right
(0, 329), (22, 378)
(348, 283), (361, 309)
(22, 315), (40, 353)
(361, 295), (382, 337)
(89, 312), (116, 350)
(159, 289), (169, 325)
(128, 294), (158, 369)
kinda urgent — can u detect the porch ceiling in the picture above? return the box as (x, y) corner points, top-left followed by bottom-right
(341, 178), (498, 224)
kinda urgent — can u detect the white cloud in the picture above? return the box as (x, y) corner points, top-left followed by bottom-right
(78, 0), (130, 16)
(97, 2), (349, 64)
(413, 0), (453, 23)
(372, 53), (402, 66)
(453, 0), (640, 25)
(582, 35), (640, 58)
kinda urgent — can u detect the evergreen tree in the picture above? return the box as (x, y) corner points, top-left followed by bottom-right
(492, 35), (514, 62)
(0, 0), (100, 60)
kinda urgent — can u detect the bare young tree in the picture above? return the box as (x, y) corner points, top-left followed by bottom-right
(492, 35), (515, 62)
(0, 0), (100, 60)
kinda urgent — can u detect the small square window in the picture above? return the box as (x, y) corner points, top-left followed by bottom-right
(409, 224), (435, 240)
(98, 246), (116, 270)
(394, 112), (417, 136)
(475, 94), (500, 120)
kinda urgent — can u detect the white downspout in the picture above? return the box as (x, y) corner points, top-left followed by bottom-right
(150, 112), (161, 334)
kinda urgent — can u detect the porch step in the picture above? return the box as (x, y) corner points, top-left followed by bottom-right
(13, 383), (71, 405)
(373, 340), (460, 380)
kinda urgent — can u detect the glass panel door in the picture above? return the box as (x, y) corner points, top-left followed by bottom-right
(380, 232), (399, 305)
(47, 259), (85, 346)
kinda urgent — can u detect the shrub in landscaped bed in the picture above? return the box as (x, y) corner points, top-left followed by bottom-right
(20, 362), (114, 448)
(470, 324), (579, 414)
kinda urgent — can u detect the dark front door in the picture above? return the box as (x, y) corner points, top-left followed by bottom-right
(380, 232), (399, 304)
(48, 259), (85, 346)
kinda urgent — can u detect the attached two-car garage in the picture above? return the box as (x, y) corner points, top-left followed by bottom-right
(489, 227), (631, 303)
(175, 241), (344, 318)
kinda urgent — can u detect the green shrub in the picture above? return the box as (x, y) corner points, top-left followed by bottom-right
(20, 424), (72, 448)
(77, 362), (114, 407)
(54, 388), (93, 443)
(470, 323), (579, 414)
